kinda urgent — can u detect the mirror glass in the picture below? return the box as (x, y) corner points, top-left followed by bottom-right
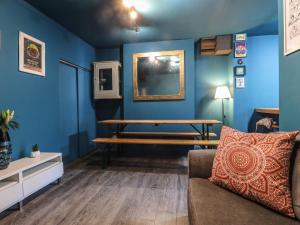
(133, 50), (185, 101)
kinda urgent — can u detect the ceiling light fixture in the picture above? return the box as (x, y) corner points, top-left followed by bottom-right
(130, 7), (138, 20)
(129, 7), (139, 32)
(123, 0), (133, 8)
(122, 0), (140, 33)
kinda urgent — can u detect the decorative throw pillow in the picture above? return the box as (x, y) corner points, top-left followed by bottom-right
(209, 126), (299, 218)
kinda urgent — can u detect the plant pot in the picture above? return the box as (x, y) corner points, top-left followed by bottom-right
(0, 131), (12, 170)
(31, 151), (41, 158)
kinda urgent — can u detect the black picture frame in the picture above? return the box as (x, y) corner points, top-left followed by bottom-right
(234, 66), (246, 76)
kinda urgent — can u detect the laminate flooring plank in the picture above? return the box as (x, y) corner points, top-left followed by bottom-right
(176, 189), (189, 225)
(0, 154), (189, 225)
(68, 172), (134, 225)
(0, 169), (96, 225)
(42, 171), (113, 225)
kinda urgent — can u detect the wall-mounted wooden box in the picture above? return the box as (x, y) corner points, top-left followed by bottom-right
(200, 35), (233, 56)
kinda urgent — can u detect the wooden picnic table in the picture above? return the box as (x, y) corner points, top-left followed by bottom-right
(99, 120), (222, 125)
(99, 119), (222, 140)
(95, 119), (222, 168)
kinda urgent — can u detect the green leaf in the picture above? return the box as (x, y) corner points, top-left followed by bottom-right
(8, 121), (19, 130)
(0, 109), (19, 131)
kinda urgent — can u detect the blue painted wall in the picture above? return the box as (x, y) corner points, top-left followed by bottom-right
(233, 35), (279, 131)
(195, 35), (278, 134)
(123, 39), (195, 132)
(278, 0), (300, 131)
(78, 69), (97, 158)
(99, 36), (279, 135)
(0, 0), (96, 160)
(96, 48), (121, 62)
(195, 51), (233, 135)
(0, 0), (281, 162)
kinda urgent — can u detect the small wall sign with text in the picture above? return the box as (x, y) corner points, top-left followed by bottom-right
(19, 32), (45, 77)
(234, 66), (246, 76)
(236, 77), (245, 89)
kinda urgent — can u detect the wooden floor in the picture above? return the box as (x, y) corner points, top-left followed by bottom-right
(0, 152), (189, 225)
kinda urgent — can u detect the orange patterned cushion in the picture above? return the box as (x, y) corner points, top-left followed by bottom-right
(209, 126), (299, 218)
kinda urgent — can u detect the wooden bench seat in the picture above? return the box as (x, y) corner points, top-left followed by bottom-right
(115, 131), (217, 138)
(93, 138), (219, 146)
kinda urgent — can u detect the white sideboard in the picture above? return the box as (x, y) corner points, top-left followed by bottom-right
(0, 153), (63, 213)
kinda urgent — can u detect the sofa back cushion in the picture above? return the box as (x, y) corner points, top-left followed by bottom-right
(209, 126), (299, 218)
(292, 143), (300, 220)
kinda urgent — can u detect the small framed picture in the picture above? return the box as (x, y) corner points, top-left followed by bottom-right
(236, 77), (245, 89)
(19, 31), (45, 76)
(237, 59), (244, 65)
(235, 33), (247, 41)
(234, 66), (246, 76)
(234, 41), (247, 58)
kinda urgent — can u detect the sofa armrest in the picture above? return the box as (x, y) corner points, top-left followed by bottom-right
(188, 150), (216, 179)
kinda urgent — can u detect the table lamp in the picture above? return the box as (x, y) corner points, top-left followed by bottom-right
(215, 86), (231, 124)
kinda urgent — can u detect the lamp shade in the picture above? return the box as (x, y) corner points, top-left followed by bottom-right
(215, 86), (231, 99)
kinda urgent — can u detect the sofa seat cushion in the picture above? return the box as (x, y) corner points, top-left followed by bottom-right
(188, 178), (300, 225)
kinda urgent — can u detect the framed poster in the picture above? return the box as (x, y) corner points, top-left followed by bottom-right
(234, 41), (247, 58)
(284, 0), (300, 55)
(236, 77), (245, 89)
(19, 32), (45, 76)
(234, 66), (246, 76)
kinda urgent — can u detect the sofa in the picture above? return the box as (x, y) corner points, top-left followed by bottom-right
(188, 147), (300, 225)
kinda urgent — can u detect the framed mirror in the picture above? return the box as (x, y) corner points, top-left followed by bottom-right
(133, 50), (185, 101)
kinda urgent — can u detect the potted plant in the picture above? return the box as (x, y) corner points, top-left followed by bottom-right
(0, 109), (19, 169)
(31, 144), (41, 158)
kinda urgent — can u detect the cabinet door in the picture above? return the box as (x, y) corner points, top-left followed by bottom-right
(0, 183), (22, 213)
(94, 62), (120, 99)
(23, 163), (63, 198)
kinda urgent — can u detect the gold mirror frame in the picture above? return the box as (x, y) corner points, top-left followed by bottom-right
(133, 50), (185, 101)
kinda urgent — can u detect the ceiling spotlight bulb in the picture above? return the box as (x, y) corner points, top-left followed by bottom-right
(123, 0), (133, 8)
(130, 8), (138, 20)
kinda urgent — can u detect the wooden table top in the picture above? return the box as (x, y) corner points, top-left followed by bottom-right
(256, 108), (279, 115)
(99, 119), (222, 125)
(93, 137), (219, 146)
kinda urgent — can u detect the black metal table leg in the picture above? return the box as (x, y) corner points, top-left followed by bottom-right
(102, 148), (107, 169)
(190, 124), (206, 149)
(206, 124), (210, 140)
(102, 144), (112, 169)
(117, 124), (127, 156)
(107, 144), (112, 166)
(190, 124), (203, 138)
(116, 124), (120, 135)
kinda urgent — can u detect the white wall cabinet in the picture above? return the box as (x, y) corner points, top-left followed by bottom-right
(93, 61), (122, 99)
(0, 153), (63, 213)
